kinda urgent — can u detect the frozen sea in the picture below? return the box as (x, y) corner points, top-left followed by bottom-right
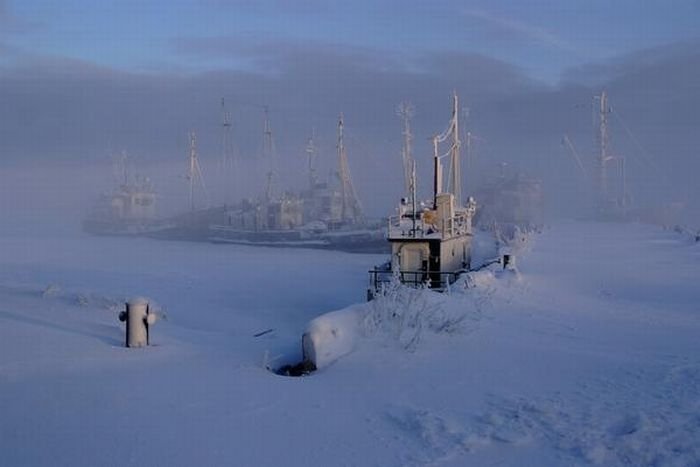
(1, 183), (699, 466)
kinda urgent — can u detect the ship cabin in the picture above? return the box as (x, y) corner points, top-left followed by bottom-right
(108, 184), (157, 222)
(369, 193), (476, 297)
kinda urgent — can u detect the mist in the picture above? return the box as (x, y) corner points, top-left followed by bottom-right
(1, 3), (699, 231)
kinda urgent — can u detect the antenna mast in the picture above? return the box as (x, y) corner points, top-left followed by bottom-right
(221, 98), (235, 201)
(187, 131), (208, 211)
(306, 128), (318, 189)
(396, 102), (415, 196)
(594, 90), (612, 208)
(337, 113), (362, 223)
(221, 98), (233, 170)
(462, 106), (471, 193)
(262, 106), (276, 200)
(117, 150), (128, 187)
(432, 92), (462, 207)
(449, 92), (461, 206)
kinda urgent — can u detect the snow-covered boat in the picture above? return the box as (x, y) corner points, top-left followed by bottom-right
(83, 156), (170, 236)
(368, 93), (477, 297)
(208, 113), (387, 253)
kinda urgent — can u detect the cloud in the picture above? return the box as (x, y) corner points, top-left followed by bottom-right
(462, 8), (581, 55)
(172, 35), (409, 74)
(561, 39), (700, 85)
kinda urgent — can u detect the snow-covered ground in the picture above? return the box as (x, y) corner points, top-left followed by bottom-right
(1, 220), (699, 466)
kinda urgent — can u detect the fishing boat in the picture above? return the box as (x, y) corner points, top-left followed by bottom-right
(368, 93), (477, 298)
(209, 113), (386, 253)
(83, 154), (171, 236)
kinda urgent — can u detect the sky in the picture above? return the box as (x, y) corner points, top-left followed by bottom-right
(3, 1), (699, 81)
(1, 0), (699, 221)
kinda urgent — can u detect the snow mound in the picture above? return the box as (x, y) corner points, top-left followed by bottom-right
(302, 304), (365, 370)
(303, 276), (503, 369)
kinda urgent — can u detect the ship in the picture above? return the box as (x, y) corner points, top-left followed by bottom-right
(209, 112), (386, 253)
(85, 104), (387, 252)
(84, 136), (224, 240)
(82, 154), (172, 236)
(368, 93), (478, 298)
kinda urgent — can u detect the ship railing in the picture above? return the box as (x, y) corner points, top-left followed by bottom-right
(388, 214), (471, 239)
(367, 268), (466, 295)
(387, 215), (427, 238)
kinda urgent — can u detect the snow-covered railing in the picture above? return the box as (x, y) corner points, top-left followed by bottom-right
(368, 268), (466, 298)
(387, 211), (472, 240)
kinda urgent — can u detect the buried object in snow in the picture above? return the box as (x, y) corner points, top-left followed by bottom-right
(300, 306), (364, 371)
(118, 297), (160, 348)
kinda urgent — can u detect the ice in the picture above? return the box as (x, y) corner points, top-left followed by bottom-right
(1, 219), (699, 466)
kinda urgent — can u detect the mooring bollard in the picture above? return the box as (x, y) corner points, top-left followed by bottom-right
(502, 254), (516, 270)
(118, 297), (158, 348)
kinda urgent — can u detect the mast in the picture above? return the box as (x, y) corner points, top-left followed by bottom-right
(594, 90), (612, 208)
(118, 150), (128, 187)
(448, 92), (461, 207)
(432, 92), (461, 207)
(221, 98), (234, 201)
(187, 131), (208, 211)
(336, 113), (362, 223)
(305, 128), (318, 189)
(462, 106), (471, 193)
(411, 159), (417, 237)
(396, 102), (415, 196)
(433, 135), (441, 208)
(262, 106), (276, 200)
(221, 98), (232, 170)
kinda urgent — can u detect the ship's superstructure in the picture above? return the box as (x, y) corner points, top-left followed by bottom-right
(83, 154), (159, 235)
(210, 112), (382, 251)
(369, 93), (477, 296)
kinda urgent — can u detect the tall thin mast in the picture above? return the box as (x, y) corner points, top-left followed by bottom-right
(305, 128), (318, 189)
(396, 102), (415, 196)
(262, 106), (276, 200)
(433, 135), (441, 208)
(221, 98), (232, 170)
(337, 113), (362, 223)
(432, 92), (461, 207)
(411, 159), (417, 237)
(221, 98), (234, 201)
(448, 92), (461, 207)
(462, 106), (471, 193)
(594, 90), (611, 208)
(187, 131), (208, 211)
(188, 132), (197, 211)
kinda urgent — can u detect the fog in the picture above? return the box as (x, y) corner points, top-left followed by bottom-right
(1, 3), (699, 232)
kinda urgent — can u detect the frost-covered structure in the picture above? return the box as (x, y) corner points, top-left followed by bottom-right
(369, 93), (477, 295)
(83, 156), (159, 235)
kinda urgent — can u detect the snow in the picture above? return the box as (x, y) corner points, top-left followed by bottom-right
(303, 305), (365, 369)
(1, 219), (699, 466)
